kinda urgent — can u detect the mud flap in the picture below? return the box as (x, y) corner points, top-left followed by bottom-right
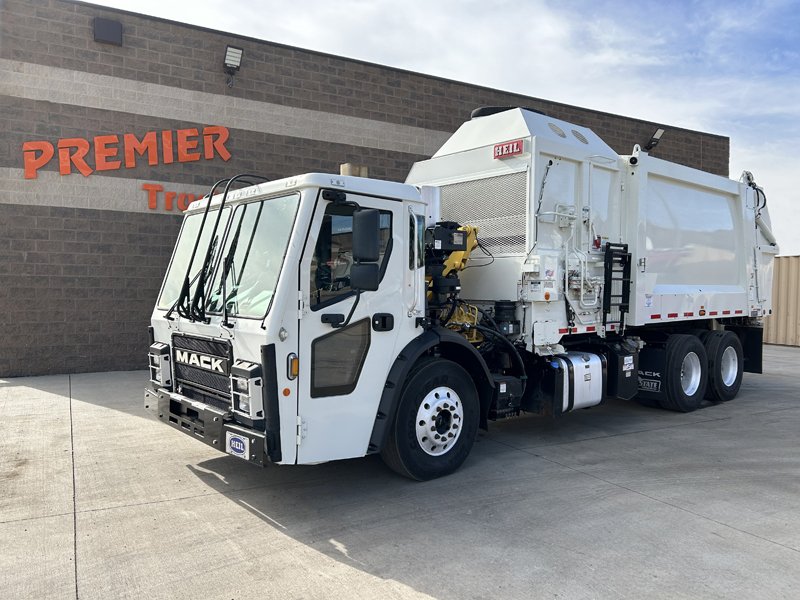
(636, 346), (667, 403)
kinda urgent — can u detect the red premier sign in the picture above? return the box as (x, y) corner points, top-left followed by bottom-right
(22, 125), (232, 211)
(493, 138), (524, 159)
(22, 125), (231, 178)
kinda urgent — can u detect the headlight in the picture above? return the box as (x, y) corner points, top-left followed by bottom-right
(230, 360), (263, 419)
(148, 342), (171, 389)
(232, 376), (249, 394)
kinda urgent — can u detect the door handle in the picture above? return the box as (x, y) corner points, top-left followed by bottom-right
(321, 313), (345, 327)
(372, 313), (394, 332)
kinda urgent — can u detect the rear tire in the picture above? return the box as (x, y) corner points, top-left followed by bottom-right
(381, 358), (479, 480)
(660, 334), (708, 412)
(704, 331), (743, 402)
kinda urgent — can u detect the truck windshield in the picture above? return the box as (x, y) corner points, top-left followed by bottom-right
(206, 193), (300, 319)
(157, 206), (231, 311)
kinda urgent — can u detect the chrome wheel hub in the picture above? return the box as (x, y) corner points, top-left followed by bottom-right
(415, 386), (463, 456)
(720, 346), (738, 387)
(680, 351), (702, 396)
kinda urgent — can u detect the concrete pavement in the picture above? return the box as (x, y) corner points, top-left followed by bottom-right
(2, 345), (800, 599)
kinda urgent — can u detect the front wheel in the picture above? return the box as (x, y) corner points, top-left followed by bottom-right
(381, 358), (479, 480)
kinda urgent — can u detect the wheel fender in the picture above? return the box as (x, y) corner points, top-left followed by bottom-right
(436, 328), (495, 431)
(366, 327), (494, 454)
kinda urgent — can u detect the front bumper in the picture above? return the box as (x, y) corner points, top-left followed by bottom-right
(144, 388), (266, 466)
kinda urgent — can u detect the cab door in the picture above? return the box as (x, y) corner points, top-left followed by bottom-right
(296, 192), (407, 463)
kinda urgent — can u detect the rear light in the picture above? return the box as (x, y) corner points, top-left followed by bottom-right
(148, 342), (172, 389)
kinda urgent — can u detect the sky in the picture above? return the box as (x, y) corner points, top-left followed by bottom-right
(92, 0), (800, 254)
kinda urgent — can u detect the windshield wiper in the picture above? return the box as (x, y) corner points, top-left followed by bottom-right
(216, 206), (247, 328)
(165, 268), (203, 321)
(166, 177), (231, 322)
(216, 201), (266, 326)
(188, 174), (271, 323)
(189, 234), (219, 322)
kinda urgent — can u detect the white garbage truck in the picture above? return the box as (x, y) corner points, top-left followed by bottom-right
(145, 107), (778, 480)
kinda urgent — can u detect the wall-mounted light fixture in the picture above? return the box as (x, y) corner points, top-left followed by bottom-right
(224, 45), (243, 88)
(643, 128), (665, 152)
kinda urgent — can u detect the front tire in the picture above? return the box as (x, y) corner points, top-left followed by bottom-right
(381, 358), (479, 480)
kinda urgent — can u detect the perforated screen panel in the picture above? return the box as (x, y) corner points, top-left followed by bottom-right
(438, 171), (528, 255)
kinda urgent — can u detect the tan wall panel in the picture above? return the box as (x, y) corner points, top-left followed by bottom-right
(765, 256), (800, 346)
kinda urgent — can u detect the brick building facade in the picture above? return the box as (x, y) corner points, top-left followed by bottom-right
(0, 0), (730, 376)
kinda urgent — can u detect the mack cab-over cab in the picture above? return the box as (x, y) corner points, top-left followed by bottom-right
(146, 173), (483, 479)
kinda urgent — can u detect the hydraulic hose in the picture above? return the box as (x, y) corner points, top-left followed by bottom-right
(471, 324), (528, 395)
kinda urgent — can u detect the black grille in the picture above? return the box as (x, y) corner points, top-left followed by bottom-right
(173, 334), (232, 402)
(180, 386), (232, 412)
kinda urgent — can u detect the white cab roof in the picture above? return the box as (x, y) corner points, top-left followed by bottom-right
(186, 172), (422, 213)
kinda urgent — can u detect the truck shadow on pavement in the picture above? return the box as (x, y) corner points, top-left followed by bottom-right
(178, 391), (765, 599)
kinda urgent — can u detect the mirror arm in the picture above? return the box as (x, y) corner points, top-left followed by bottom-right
(321, 291), (361, 329)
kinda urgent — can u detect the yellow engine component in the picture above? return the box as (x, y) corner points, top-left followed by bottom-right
(426, 224), (479, 300)
(444, 302), (483, 344)
(441, 226), (481, 344)
(442, 225), (479, 276)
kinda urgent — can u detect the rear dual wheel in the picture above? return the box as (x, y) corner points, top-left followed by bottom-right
(704, 331), (744, 402)
(640, 330), (744, 412)
(659, 334), (709, 412)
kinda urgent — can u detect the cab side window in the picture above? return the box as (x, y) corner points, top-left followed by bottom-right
(409, 212), (425, 269)
(310, 204), (392, 308)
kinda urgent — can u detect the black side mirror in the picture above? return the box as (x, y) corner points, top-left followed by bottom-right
(351, 263), (380, 291)
(352, 209), (380, 263)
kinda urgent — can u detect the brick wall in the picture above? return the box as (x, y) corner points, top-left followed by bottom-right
(0, 204), (181, 376)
